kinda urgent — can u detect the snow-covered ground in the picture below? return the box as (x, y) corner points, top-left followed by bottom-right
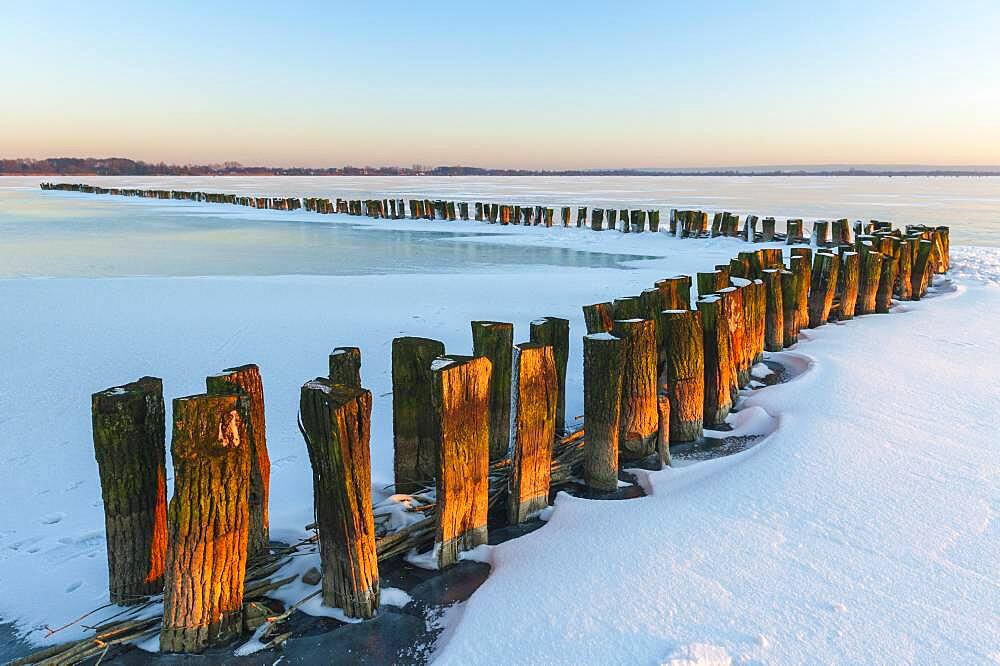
(1, 191), (998, 663)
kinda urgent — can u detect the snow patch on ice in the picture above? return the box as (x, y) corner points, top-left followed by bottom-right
(405, 545), (440, 571)
(380, 587), (412, 608)
(660, 643), (732, 666)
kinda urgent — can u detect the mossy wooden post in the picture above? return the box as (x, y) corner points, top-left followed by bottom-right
(529, 317), (570, 433)
(432, 355), (491, 568)
(329, 346), (362, 388)
(856, 249), (883, 314)
(711, 212), (723, 237)
(298, 379), (379, 619)
(206, 364), (269, 561)
(591, 208), (604, 231)
(838, 251), (861, 320)
(475, 202), (484, 221)
(697, 296), (733, 426)
(583, 334), (623, 493)
(656, 394), (671, 468)
(911, 239), (933, 299)
(807, 252), (840, 327)
(895, 238), (914, 300)
(697, 270), (728, 297)
(561, 206), (571, 227)
(471, 321), (513, 462)
(761, 248), (784, 269)
(658, 310), (704, 442)
(786, 219), (803, 244)
(92, 377), (167, 605)
(717, 286), (746, 391)
(649, 210), (660, 232)
(812, 220), (831, 246)
(751, 279), (767, 364)
(876, 242), (900, 314)
(611, 319), (658, 462)
(607, 209), (618, 231)
(780, 270), (799, 347)
(761, 269), (784, 352)
(583, 301), (614, 333)
(612, 295), (642, 321)
(790, 248), (812, 332)
(762, 217), (776, 241)
(508, 343), (557, 524)
(459, 202), (469, 221)
(656, 275), (692, 310)
(669, 209), (679, 235)
(161, 394), (251, 654)
(577, 207), (587, 228)
(934, 226), (950, 273)
(392, 337), (445, 493)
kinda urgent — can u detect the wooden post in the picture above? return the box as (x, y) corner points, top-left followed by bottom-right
(611, 319), (658, 462)
(780, 270), (799, 347)
(812, 220), (831, 246)
(612, 295), (642, 321)
(583, 334), (623, 493)
(718, 286), (747, 390)
(807, 252), (840, 327)
(711, 212), (723, 237)
(895, 238), (914, 300)
(471, 321), (513, 462)
(591, 208), (604, 231)
(761, 217), (776, 241)
(161, 394), (251, 653)
(743, 214), (758, 242)
(508, 343), (557, 524)
(529, 317), (570, 433)
(697, 296), (733, 426)
(583, 301), (614, 333)
(205, 365), (270, 562)
(786, 219), (803, 244)
(655, 275), (692, 310)
(91, 377), (167, 605)
(837, 251), (861, 320)
(392, 337), (445, 493)
(649, 210), (660, 232)
(911, 239), (933, 299)
(607, 209), (618, 231)
(577, 207), (587, 228)
(761, 269), (784, 352)
(433, 355), (491, 568)
(790, 248), (812, 334)
(656, 394), (671, 468)
(298, 379), (379, 619)
(857, 249), (884, 314)
(658, 310), (704, 442)
(561, 206), (571, 227)
(697, 270), (728, 297)
(329, 346), (362, 387)
(876, 241), (900, 314)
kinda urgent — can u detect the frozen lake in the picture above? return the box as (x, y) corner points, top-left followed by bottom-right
(1, 174), (998, 278)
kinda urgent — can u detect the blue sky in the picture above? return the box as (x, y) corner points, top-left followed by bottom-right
(3, 1), (999, 167)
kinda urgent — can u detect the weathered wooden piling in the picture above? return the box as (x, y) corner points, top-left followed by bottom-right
(591, 208), (605, 231)
(612, 295), (642, 321)
(92, 377), (167, 605)
(697, 296), (733, 426)
(807, 252), (840, 327)
(583, 334), (624, 492)
(655, 275), (692, 310)
(607, 209), (618, 231)
(718, 285), (749, 390)
(391, 337), (445, 493)
(856, 249), (884, 314)
(577, 207), (587, 227)
(697, 270), (728, 297)
(786, 219), (804, 244)
(583, 301), (614, 333)
(658, 309), (704, 442)
(529, 317), (570, 433)
(649, 210), (660, 232)
(329, 346), (362, 387)
(206, 364), (270, 561)
(611, 319), (658, 462)
(832, 218), (853, 244)
(744, 214), (759, 242)
(812, 220), (831, 246)
(298, 379), (379, 619)
(761, 269), (784, 352)
(508, 343), (557, 524)
(161, 394), (251, 653)
(780, 270), (799, 346)
(761, 217), (776, 241)
(470, 321), (513, 462)
(561, 206), (571, 227)
(875, 241), (900, 313)
(432, 355), (491, 568)
(837, 251), (861, 320)
(790, 248), (812, 331)
(911, 239), (933, 299)
(895, 238), (914, 300)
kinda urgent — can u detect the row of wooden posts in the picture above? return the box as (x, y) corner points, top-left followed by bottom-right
(86, 209), (950, 653)
(40, 182), (936, 244)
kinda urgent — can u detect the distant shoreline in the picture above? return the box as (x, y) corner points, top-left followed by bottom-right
(4, 171), (1000, 177)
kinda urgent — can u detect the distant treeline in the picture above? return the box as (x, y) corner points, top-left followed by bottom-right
(3, 157), (999, 177)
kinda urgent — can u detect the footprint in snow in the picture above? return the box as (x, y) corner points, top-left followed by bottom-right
(65, 581), (82, 593)
(41, 513), (65, 525)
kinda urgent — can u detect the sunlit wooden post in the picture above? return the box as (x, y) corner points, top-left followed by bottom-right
(697, 296), (732, 426)
(761, 217), (776, 241)
(161, 394), (251, 653)
(206, 364), (270, 561)
(299, 379), (379, 618)
(655, 275), (692, 310)
(658, 309), (704, 442)
(392, 336), (445, 493)
(761, 269), (784, 352)
(433, 355), (491, 568)
(329, 346), (362, 387)
(837, 251), (861, 320)
(508, 343), (557, 524)
(780, 269), (799, 347)
(92, 377), (167, 605)
(583, 301), (614, 333)
(530, 317), (570, 433)
(611, 318), (658, 462)
(591, 207), (605, 231)
(807, 252), (840, 327)
(857, 248), (884, 314)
